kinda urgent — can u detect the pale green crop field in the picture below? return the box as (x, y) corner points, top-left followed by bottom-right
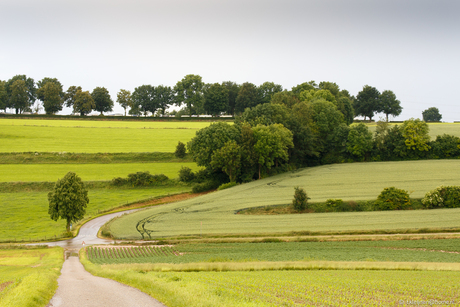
(82, 261), (460, 307)
(0, 119), (212, 153)
(0, 186), (191, 242)
(0, 162), (201, 182)
(110, 160), (460, 239)
(0, 247), (63, 307)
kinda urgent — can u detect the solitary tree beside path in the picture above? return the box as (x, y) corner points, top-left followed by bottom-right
(48, 172), (89, 232)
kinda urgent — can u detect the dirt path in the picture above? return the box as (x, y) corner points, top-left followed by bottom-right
(48, 256), (165, 307)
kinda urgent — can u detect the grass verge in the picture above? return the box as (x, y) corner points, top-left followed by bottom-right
(0, 246), (63, 307)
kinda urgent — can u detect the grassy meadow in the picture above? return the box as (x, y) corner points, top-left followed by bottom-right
(0, 162), (201, 182)
(109, 159), (460, 239)
(0, 185), (192, 242)
(0, 118), (211, 153)
(0, 246), (63, 307)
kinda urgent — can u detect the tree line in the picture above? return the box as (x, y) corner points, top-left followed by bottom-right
(0, 74), (416, 122)
(183, 101), (457, 189)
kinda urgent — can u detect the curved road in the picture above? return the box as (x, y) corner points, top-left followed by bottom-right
(44, 209), (141, 252)
(46, 209), (166, 307)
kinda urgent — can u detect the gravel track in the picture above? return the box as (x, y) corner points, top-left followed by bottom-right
(46, 209), (166, 307)
(49, 256), (165, 307)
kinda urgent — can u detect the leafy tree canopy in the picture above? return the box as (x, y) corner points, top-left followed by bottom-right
(117, 89), (132, 116)
(355, 85), (380, 121)
(73, 90), (95, 116)
(48, 172), (89, 232)
(422, 107), (442, 122)
(174, 74), (204, 116)
(204, 83), (229, 116)
(91, 87), (113, 115)
(378, 90), (402, 122)
(188, 122), (240, 167)
(234, 82), (260, 114)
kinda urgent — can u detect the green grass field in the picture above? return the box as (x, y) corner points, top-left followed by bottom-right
(86, 239), (460, 265)
(0, 247), (63, 307)
(0, 118), (211, 153)
(109, 160), (460, 239)
(0, 162), (201, 182)
(82, 254), (460, 307)
(0, 186), (191, 242)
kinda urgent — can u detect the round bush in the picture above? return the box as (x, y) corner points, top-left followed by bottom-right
(422, 185), (460, 209)
(374, 187), (411, 211)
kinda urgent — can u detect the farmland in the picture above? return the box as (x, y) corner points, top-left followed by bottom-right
(0, 162), (201, 182)
(0, 118), (211, 153)
(109, 159), (460, 239)
(82, 255), (460, 307)
(0, 186), (192, 242)
(86, 239), (460, 265)
(0, 246), (63, 307)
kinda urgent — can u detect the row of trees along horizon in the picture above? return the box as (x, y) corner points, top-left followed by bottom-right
(0, 74), (443, 122)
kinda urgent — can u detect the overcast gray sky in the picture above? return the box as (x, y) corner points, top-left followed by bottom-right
(1, 0), (459, 121)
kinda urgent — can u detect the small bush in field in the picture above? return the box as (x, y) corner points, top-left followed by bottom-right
(422, 185), (460, 209)
(374, 187), (411, 211)
(175, 141), (186, 158)
(292, 187), (308, 211)
(178, 166), (195, 182)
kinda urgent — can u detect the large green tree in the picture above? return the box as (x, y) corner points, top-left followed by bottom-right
(204, 83), (229, 116)
(355, 85), (380, 121)
(117, 89), (132, 116)
(422, 107), (442, 122)
(5, 75), (36, 113)
(210, 140), (241, 182)
(234, 82), (260, 114)
(346, 123), (373, 159)
(378, 90), (402, 122)
(91, 87), (113, 115)
(73, 90), (95, 116)
(0, 81), (7, 112)
(252, 123), (293, 179)
(222, 81), (240, 115)
(258, 82), (283, 105)
(174, 74), (204, 116)
(401, 118), (431, 152)
(48, 172), (89, 232)
(41, 82), (63, 114)
(37, 78), (64, 114)
(187, 122), (240, 167)
(132, 85), (155, 116)
(155, 85), (174, 116)
(9, 80), (30, 114)
(64, 86), (82, 109)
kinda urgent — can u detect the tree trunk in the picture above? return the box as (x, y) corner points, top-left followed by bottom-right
(66, 219), (71, 233)
(258, 164), (261, 180)
(386, 113), (389, 122)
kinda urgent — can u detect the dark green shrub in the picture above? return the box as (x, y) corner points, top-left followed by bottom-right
(192, 180), (220, 193)
(374, 187), (411, 210)
(194, 169), (210, 183)
(178, 166), (195, 182)
(126, 171), (168, 186)
(111, 177), (127, 186)
(217, 182), (239, 190)
(175, 141), (187, 158)
(292, 187), (308, 211)
(325, 199), (344, 212)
